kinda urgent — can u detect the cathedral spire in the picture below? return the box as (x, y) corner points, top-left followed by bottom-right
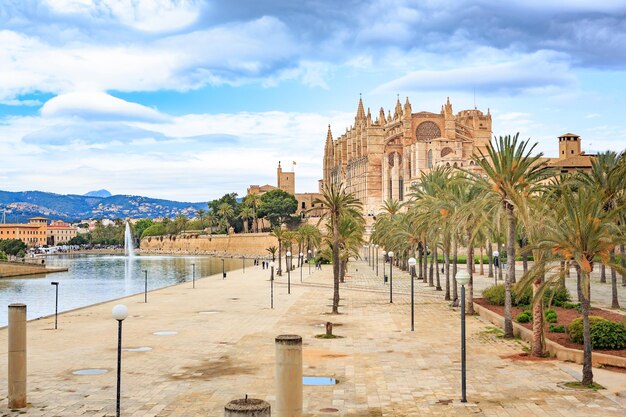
(403, 96), (411, 117)
(325, 124), (333, 144)
(379, 107), (386, 125)
(394, 95), (402, 119)
(356, 94), (366, 121)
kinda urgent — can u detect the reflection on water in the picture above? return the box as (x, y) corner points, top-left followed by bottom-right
(0, 254), (248, 326)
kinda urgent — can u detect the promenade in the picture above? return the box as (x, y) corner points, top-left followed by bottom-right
(1, 260), (625, 416)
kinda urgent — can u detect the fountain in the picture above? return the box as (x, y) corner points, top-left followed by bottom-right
(124, 221), (135, 258)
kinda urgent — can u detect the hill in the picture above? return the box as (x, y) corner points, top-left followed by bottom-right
(0, 190), (206, 222)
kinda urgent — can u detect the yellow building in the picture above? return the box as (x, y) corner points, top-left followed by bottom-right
(0, 217), (48, 247)
(47, 220), (78, 245)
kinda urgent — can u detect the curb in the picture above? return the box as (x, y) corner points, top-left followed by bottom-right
(473, 302), (626, 369)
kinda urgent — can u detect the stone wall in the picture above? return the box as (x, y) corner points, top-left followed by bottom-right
(0, 261), (47, 278)
(140, 233), (279, 256)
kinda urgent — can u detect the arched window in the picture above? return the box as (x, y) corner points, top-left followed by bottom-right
(427, 149), (433, 168)
(301, 201), (306, 209)
(416, 121), (441, 142)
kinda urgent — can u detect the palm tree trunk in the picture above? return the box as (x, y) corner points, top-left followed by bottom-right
(619, 245), (626, 287)
(453, 238), (458, 303)
(466, 229), (475, 315)
(600, 264), (606, 283)
(418, 245), (423, 279)
(278, 241), (283, 276)
(576, 264), (583, 303)
(423, 242), (429, 282)
(444, 242), (451, 301)
(435, 245), (441, 291)
(428, 245), (434, 287)
(332, 216), (340, 314)
(504, 204), (515, 338)
(531, 274), (544, 356)
(611, 249), (620, 309)
(581, 268), (593, 386)
(487, 240), (493, 278)
(479, 246), (484, 276)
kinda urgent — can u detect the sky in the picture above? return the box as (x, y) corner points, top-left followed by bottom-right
(1, 0), (626, 202)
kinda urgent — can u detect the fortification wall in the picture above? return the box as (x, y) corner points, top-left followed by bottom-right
(140, 233), (279, 256)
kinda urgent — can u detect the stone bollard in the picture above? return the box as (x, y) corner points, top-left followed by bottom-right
(275, 335), (302, 417)
(225, 397), (271, 417)
(8, 303), (27, 409)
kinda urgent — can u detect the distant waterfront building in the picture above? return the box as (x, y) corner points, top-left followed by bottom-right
(47, 220), (78, 245)
(322, 97), (492, 215)
(247, 162), (322, 219)
(0, 217), (48, 247)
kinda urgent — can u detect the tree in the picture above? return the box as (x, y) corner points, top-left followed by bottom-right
(68, 234), (90, 245)
(141, 223), (167, 238)
(133, 219), (154, 246)
(217, 203), (235, 233)
(0, 239), (27, 256)
(313, 182), (363, 314)
(244, 193), (262, 232)
(208, 193), (241, 233)
(239, 206), (254, 233)
(259, 189), (298, 227)
(535, 184), (624, 385)
(270, 227), (287, 275)
(472, 134), (552, 338)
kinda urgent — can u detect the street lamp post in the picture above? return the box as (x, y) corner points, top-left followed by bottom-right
(456, 269), (471, 403)
(269, 261), (275, 309)
(299, 252), (303, 282)
(192, 263), (195, 289)
(143, 270), (148, 302)
(51, 282), (59, 329)
(375, 245), (379, 276)
(308, 249), (312, 275)
(222, 258), (226, 279)
(388, 251), (394, 303)
(408, 258), (416, 331)
(112, 304), (129, 417)
(242, 256), (245, 273)
(286, 251), (292, 294)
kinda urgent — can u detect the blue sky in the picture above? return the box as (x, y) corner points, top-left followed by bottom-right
(1, 0), (625, 202)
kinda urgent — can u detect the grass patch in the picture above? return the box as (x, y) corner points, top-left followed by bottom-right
(563, 381), (605, 390)
(481, 326), (504, 337)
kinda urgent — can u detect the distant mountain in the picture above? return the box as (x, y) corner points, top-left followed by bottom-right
(84, 189), (112, 198)
(0, 190), (206, 222)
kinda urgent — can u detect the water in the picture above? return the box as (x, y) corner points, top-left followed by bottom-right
(0, 254), (249, 326)
(125, 222), (135, 258)
(303, 376), (338, 385)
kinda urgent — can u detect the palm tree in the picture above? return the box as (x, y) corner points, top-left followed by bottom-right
(313, 182), (363, 314)
(217, 203), (235, 233)
(472, 134), (552, 338)
(577, 151), (625, 308)
(266, 246), (277, 261)
(270, 227), (286, 276)
(536, 184), (624, 385)
(239, 206), (254, 234)
(196, 208), (206, 228)
(244, 193), (262, 233)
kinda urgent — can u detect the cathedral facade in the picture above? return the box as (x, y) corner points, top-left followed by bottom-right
(322, 97), (493, 215)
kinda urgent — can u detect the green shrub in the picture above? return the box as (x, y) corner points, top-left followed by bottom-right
(562, 302), (580, 309)
(545, 309), (558, 323)
(549, 325), (566, 333)
(0, 250), (7, 261)
(545, 287), (571, 306)
(590, 321), (626, 349)
(515, 287), (533, 306)
(568, 317), (626, 349)
(482, 285), (506, 305)
(516, 312), (532, 323)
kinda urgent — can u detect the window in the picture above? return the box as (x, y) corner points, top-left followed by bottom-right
(416, 121), (441, 142)
(427, 149), (433, 168)
(301, 202), (306, 209)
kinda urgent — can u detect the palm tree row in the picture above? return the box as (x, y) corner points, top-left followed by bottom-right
(371, 134), (625, 386)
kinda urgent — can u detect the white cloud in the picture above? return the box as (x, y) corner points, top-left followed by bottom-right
(374, 50), (575, 95)
(42, 0), (202, 32)
(41, 91), (169, 122)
